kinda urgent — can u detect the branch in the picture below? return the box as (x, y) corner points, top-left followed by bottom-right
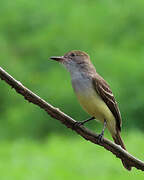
(0, 67), (144, 171)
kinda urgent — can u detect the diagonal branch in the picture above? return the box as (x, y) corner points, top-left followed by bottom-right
(0, 66), (144, 171)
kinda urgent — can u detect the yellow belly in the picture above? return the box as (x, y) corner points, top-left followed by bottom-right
(76, 90), (116, 127)
(71, 75), (116, 135)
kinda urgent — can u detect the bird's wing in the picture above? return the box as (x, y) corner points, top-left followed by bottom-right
(92, 74), (122, 131)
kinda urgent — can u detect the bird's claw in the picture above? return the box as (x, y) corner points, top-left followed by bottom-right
(74, 121), (84, 127)
(72, 121), (84, 130)
(97, 133), (104, 143)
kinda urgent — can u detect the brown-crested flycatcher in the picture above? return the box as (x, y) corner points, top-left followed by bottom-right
(50, 50), (131, 170)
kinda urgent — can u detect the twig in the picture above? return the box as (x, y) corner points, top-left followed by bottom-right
(0, 66), (144, 171)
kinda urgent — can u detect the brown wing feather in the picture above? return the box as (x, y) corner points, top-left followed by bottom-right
(92, 74), (122, 131)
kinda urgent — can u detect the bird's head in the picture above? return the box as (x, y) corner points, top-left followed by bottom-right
(50, 50), (94, 74)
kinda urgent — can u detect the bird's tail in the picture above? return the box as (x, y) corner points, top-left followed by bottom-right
(112, 130), (131, 171)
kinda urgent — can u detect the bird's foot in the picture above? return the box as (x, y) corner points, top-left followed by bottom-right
(73, 117), (95, 129)
(74, 121), (85, 127)
(97, 119), (106, 143)
(72, 121), (84, 130)
(97, 132), (104, 143)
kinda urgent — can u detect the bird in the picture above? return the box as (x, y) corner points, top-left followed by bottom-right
(50, 50), (131, 170)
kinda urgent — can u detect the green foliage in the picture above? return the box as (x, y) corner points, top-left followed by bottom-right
(0, 132), (143, 179)
(0, 0), (144, 139)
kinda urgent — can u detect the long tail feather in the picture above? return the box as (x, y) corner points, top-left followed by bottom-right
(112, 131), (131, 171)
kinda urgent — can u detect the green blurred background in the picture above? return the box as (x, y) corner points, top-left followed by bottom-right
(0, 0), (144, 179)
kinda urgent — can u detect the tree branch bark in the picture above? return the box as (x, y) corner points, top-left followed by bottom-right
(0, 66), (144, 171)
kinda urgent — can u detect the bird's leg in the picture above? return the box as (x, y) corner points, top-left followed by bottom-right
(98, 119), (107, 142)
(74, 116), (95, 126)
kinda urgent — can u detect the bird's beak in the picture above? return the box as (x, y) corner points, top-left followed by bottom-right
(49, 56), (65, 62)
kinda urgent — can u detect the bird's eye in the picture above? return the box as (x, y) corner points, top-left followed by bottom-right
(71, 53), (75, 57)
